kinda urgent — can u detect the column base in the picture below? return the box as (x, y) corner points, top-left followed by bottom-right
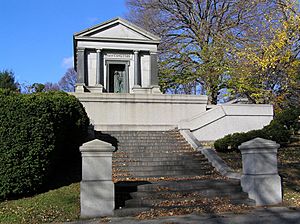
(151, 85), (162, 94)
(241, 174), (282, 206)
(75, 83), (87, 93)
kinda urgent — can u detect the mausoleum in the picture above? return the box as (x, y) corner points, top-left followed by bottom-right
(72, 17), (273, 140)
(73, 17), (161, 94)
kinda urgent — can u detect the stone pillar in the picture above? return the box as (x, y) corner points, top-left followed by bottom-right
(150, 51), (158, 86)
(75, 48), (86, 92)
(238, 138), (282, 206)
(96, 49), (102, 85)
(94, 49), (103, 93)
(80, 139), (115, 218)
(149, 51), (161, 94)
(133, 51), (141, 87)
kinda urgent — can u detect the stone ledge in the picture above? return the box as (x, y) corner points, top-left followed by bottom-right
(70, 92), (208, 104)
(94, 124), (177, 131)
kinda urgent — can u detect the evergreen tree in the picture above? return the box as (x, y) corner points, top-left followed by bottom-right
(0, 70), (19, 91)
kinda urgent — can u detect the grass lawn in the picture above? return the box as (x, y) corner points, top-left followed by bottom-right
(0, 183), (80, 224)
(218, 146), (300, 207)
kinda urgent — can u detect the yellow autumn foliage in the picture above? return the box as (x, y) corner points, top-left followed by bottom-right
(229, 1), (300, 109)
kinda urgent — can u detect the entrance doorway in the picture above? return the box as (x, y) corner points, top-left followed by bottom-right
(107, 63), (129, 93)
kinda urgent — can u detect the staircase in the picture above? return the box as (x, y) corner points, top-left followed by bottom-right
(97, 130), (254, 217)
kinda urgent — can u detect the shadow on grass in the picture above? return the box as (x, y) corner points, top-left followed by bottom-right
(43, 131), (119, 192)
(42, 149), (82, 192)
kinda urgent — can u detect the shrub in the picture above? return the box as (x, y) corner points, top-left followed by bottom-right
(0, 91), (89, 200)
(214, 107), (300, 152)
(270, 107), (300, 133)
(213, 134), (232, 152)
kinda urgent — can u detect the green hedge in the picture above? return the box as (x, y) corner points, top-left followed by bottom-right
(214, 107), (300, 152)
(0, 91), (89, 200)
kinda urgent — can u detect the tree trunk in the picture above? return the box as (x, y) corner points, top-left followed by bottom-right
(207, 85), (218, 105)
(208, 92), (218, 105)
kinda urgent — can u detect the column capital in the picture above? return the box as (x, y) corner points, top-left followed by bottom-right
(150, 51), (158, 54)
(133, 50), (139, 54)
(96, 49), (102, 53)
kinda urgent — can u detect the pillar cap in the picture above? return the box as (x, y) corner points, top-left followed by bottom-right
(238, 137), (280, 150)
(80, 139), (115, 152)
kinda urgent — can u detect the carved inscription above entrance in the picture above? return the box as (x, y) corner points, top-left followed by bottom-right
(106, 53), (132, 59)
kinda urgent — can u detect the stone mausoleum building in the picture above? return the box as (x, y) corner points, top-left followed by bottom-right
(73, 17), (161, 94)
(72, 17), (273, 140)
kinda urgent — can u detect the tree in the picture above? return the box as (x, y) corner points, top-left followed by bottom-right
(21, 68), (76, 94)
(44, 82), (60, 92)
(227, 0), (300, 110)
(127, 0), (300, 107)
(23, 82), (59, 93)
(58, 68), (77, 92)
(0, 70), (19, 91)
(31, 83), (45, 93)
(126, 0), (270, 104)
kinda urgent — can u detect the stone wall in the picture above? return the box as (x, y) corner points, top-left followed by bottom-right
(72, 93), (208, 131)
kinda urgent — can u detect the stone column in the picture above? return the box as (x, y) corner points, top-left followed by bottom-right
(150, 51), (158, 86)
(80, 139), (115, 218)
(94, 49), (103, 93)
(133, 51), (141, 87)
(75, 48), (86, 92)
(96, 49), (102, 85)
(149, 51), (161, 94)
(238, 138), (282, 206)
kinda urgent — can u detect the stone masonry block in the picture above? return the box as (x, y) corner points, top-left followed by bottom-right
(80, 181), (114, 218)
(241, 174), (282, 206)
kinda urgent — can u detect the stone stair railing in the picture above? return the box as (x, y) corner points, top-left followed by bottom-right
(178, 104), (273, 141)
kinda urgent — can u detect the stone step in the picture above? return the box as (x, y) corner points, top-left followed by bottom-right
(116, 144), (191, 149)
(136, 179), (240, 191)
(113, 207), (151, 217)
(113, 164), (212, 172)
(114, 150), (195, 155)
(113, 152), (200, 158)
(130, 186), (245, 199)
(105, 132), (177, 137)
(114, 174), (213, 181)
(113, 155), (207, 162)
(123, 169), (214, 177)
(112, 136), (184, 139)
(113, 160), (210, 167)
(125, 196), (255, 208)
(115, 138), (186, 141)
(115, 146), (191, 150)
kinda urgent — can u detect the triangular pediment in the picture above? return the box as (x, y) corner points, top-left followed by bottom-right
(74, 17), (160, 41)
